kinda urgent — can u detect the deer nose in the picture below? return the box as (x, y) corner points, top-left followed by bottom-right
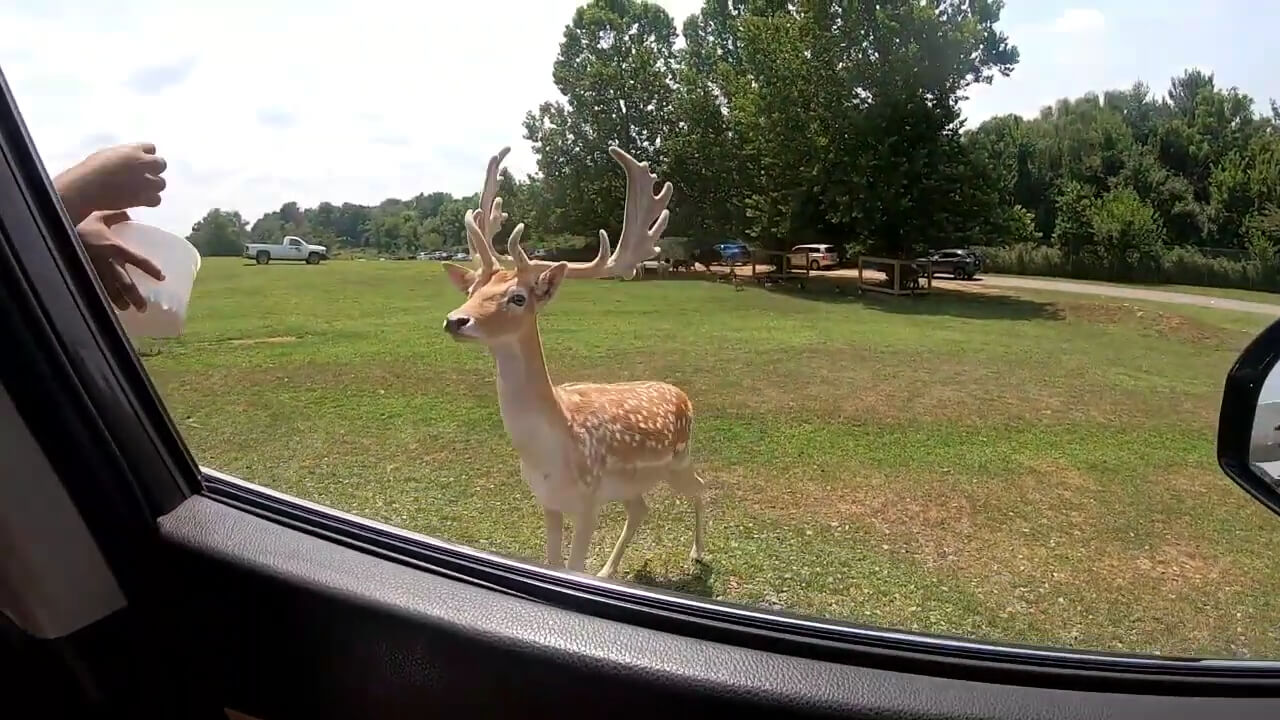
(444, 315), (472, 334)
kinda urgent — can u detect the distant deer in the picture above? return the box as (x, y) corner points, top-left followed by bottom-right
(439, 146), (706, 578)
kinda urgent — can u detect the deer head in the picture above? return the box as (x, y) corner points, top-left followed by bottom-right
(441, 146), (672, 345)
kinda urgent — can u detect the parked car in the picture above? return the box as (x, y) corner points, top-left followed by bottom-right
(635, 258), (672, 279)
(918, 248), (983, 280)
(243, 236), (329, 265)
(418, 250), (450, 261)
(451, 252), (471, 262)
(788, 243), (839, 271)
(712, 242), (751, 266)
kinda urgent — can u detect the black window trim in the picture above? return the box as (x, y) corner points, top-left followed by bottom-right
(4, 66), (1280, 698)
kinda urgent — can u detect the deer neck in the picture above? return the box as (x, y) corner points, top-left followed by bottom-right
(489, 322), (570, 453)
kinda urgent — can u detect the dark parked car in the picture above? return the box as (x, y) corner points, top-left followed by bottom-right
(919, 248), (983, 280)
(713, 242), (751, 266)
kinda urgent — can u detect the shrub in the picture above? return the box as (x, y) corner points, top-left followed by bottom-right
(1051, 180), (1097, 261)
(1085, 187), (1166, 281)
(975, 243), (1065, 277)
(978, 242), (1280, 292)
(537, 235), (600, 263)
(1005, 205), (1039, 245)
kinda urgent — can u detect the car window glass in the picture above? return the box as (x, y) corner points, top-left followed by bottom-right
(15, 0), (1280, 664)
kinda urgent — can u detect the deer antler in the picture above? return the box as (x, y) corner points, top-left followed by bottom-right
(510, 146), (671, 280)
(599, 146), (671, 278)
(463, 147), (512, 289)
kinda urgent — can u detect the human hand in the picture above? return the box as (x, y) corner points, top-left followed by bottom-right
(54, 143), (167, 224)
(76, 210), (166, 311)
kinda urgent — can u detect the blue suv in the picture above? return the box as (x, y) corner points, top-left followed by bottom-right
(713, 242), (751, 266)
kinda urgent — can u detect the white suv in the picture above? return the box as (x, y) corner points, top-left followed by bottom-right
(788, 244), (839, 271)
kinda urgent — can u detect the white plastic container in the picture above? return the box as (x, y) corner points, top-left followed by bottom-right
(111, 221), (201, 339)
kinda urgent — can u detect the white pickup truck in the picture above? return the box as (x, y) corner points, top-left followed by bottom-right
(243, 236), (329, 265)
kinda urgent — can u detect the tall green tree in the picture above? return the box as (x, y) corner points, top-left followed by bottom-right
(969, 67), (1280, 254)
(187, 4), (1280, 279)
(187, 209), (250, 257)
(656, 0), (1018, 255)
(523, 0), (679, 237)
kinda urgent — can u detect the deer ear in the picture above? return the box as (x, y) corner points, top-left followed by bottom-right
(533, 262), (569, 306)
(441, 262), (476, 293)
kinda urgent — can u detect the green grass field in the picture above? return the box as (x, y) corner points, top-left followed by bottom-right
(142, 257), (1280, 659)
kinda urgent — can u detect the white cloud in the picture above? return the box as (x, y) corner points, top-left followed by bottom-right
(962, 2), (1280, 128)
(0, 0), (703, 235)
(961, 7), (1112, 125)
(1051, 8), (1105, 34)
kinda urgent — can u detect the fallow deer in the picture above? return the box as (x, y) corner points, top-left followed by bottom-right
(439, 146), (706, 578)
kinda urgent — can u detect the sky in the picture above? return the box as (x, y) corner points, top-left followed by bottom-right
(0, 1), (1276, 237)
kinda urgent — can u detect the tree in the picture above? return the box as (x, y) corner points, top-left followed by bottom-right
(655, 0), (1019, 255)
(410, 191), (453, 222)
(187, 209), (250, 257)
(1209, 134), (1280, 248)
(1051, 180), (1097, 261)
(249, 214), (285, 245)
(183, 3), (1280, 288)
(970, 67), (1280, 256)
(524, 0), (679, 237)
(1087, 187), (1165, 279)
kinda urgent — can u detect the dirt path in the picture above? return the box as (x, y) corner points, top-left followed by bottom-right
(944, 275), (1280, 316)
(705, 264), (1280, 316)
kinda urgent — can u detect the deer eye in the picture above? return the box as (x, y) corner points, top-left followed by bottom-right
(509, 293), (526, 307)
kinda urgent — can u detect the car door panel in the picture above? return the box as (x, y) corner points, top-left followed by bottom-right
(139, 496), (1280, 719)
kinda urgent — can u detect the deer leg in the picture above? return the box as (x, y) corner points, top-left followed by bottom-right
(690, 493), (706, 563)
(669, 467), (707, 564)
(567, 504), (600, 573)
(544, 509), (564, 569)
(598, 497), (648, 579)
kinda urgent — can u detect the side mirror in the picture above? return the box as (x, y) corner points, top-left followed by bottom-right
(1218, 316), (1280, 517)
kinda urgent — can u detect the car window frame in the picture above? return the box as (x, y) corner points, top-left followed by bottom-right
(0, 74), (199, 601)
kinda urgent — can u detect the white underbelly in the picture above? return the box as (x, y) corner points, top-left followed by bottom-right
(598, 463), (670, 503)
(520, 458), (675, 510)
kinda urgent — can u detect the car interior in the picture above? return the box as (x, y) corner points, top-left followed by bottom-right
(4, 63), (1280, 720)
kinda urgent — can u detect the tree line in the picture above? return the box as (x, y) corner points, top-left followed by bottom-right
(188, 1), (1280, 289)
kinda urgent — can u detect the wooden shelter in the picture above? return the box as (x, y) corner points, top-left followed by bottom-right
(748, 249), (810, 288)
(856, 256), (932, 296)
